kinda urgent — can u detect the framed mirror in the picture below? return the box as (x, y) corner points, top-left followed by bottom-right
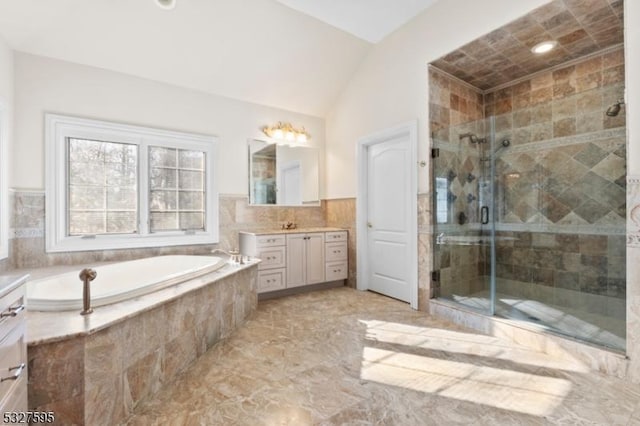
(248, 139), (319, 206)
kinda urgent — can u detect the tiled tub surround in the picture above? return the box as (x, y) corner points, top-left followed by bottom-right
(27, 261), (258, 425)
(9, 192), (326, 269)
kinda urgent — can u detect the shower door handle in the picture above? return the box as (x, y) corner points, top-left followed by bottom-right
(481, 206), (489, 225)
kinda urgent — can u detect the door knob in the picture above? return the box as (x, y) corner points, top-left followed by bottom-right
(367, 222), (373, 228)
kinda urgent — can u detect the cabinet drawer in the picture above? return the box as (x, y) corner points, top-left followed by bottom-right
(325, 242), (348, 262)
(257, 269), (286, 293)
(257, 246), (286, 270)
(257, 235), (286, 248)
(0, 323), (26, 406)
(326, 262), (348, 281)
(325, 231), (347, 242)
(0, 289), (25, 340)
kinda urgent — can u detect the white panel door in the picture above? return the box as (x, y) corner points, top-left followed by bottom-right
(366, 136), (411, 302)
(305, 233), (325, 284)
(286, 234), (306, 288)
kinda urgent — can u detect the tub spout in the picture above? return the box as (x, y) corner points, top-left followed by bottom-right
(211, 248), (241, 263)
(79, 268), (97, 315)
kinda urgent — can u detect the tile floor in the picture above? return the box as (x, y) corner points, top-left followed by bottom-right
(125, 288), (640, 425)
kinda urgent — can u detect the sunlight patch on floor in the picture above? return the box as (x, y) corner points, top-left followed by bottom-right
(360, 346), (572, 417)
(360, 320), (590, 373)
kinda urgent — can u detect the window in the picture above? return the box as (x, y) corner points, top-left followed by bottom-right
(45, 114), (218, 252)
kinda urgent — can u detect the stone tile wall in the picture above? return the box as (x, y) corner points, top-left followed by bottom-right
(430, 48), (627, 309)
(28, 266), (257, 425)
(9, 192), (327, 269)
(429, 68), (488, 300)
(627, 176), (640, 382)
(485, 47), (627, 304)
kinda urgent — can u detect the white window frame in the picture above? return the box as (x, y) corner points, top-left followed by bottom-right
(0, 100), (8, 260)
(45, 114), (218, 253)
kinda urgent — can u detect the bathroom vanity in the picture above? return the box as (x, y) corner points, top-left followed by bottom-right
(239, 228), (348, 296)
(0, 275), (28, 415)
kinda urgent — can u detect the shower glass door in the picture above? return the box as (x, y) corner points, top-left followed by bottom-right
(432, 116), (495, 315)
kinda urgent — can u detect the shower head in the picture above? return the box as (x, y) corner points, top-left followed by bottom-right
(480, 139), (511, 161)
(606, 99), (624, 117)
(459, 133), (486, 144)
(459, 132), (476, 142)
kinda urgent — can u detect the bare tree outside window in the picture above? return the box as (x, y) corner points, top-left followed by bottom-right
(149, 147), (205, 232)
(67, 138), (138, 235)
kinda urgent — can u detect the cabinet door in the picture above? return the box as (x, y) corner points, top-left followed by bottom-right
(286, 234), (306, 288)
(305, 233), (325, 284)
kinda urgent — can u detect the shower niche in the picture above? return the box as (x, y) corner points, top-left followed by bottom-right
(429, 0), (627, 351)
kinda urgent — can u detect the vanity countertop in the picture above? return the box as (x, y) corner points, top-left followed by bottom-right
(0, 274), (29, 299)
(239, 227), (347, 236)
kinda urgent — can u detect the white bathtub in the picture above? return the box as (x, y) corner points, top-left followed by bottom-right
(27, 255), (227, 311)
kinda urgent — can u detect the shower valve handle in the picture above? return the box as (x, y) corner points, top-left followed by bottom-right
(481, 206), (489, 225)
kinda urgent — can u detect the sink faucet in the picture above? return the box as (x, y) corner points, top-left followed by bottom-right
(281, 221), (296, 230)
(79, 268), (97, 315)
(436, 233), (446, 244)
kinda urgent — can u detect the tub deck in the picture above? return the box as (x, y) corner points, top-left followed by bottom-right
(26, 260), (258, 425)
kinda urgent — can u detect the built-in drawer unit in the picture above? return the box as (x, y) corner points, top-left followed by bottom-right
(326, 262), (348, 281)
(325, 242), (348, 263)
(325, 231), (347, 242)
(239, 229), (348, 295)
(257, 268), (286, 293)
(256, 246), (286, 270)
(256, 235), (286, 248)
(0, 276), (28, 414)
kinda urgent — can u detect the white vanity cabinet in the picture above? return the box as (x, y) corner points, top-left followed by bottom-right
(286, 233), (325, 288)
(239, 229), (348, 295)
(0, 275), (28, 416)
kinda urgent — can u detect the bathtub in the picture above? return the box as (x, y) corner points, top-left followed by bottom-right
(27, 255), (227, 311)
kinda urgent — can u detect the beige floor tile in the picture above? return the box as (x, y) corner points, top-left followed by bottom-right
(125, 288), (640, 425)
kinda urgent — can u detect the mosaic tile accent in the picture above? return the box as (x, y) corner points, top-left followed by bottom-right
(430, 0), (624, 90)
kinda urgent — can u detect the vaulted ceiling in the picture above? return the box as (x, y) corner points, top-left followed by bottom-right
(0, 0), (437, 117)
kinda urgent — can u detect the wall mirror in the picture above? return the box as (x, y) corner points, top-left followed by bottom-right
(248, 139), (319, 206)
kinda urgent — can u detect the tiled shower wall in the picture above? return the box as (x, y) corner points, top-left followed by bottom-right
(487, 47), (626, 309)
(429, 68), (488, 298)
(430, 47), (627, 312)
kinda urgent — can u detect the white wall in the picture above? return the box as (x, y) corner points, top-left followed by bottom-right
(0, 36), (11, 104)
(12, 53), (326, 196)
(0, 35), (13, 261)
(626, 0), (640, 174)
(325, 0), (553, 198)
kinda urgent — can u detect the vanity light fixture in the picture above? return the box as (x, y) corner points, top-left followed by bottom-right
(531, 40), (558, 54)
(262, 122), (311, 145)
(155, 0), (177, 10)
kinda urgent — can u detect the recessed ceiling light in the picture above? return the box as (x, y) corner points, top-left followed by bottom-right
(531, 40), (558, 54)
(155, 0), (176, 10)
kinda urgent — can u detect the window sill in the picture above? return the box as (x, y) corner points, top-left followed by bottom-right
(45, 232), (218, 253)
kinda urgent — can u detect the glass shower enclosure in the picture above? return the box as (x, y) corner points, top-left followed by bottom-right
(433, 107), (627, 351)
